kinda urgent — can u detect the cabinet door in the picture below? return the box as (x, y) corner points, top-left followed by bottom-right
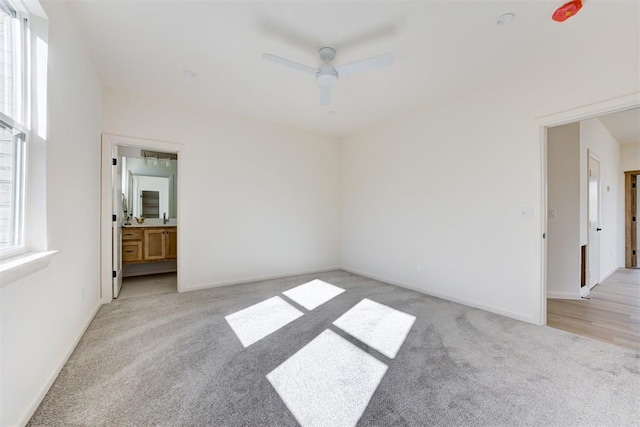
(166, 228), (177, 259)
(144, 229), (166, 260)
(122, 241), (143, 263)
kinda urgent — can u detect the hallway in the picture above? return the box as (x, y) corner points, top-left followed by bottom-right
(547, 269), (640, 352)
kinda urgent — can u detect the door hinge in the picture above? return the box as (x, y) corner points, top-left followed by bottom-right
(112, 270), (117, 278)
(112, 158), (117, 166)
(633, 183), (636, 188)
(112, 214), (117, 222)
(634, 216), (636, 222)
(543, 233), (546, 239)
(633, 250), (636, 255)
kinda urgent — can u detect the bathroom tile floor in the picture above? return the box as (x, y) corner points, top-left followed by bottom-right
(118, 272), (177, 299)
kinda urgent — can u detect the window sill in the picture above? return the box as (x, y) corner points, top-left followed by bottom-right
(0, 250), (58, 287)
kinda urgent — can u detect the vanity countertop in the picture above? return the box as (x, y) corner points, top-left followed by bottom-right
(123, 220), (177, 228)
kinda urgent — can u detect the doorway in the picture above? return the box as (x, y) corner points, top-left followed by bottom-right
(101, 134), (183, 303)
(542, 96), (640, 327)
(624, 170), (640, 268)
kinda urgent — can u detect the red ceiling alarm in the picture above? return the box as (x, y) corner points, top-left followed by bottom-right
(552, 0), (583, 22)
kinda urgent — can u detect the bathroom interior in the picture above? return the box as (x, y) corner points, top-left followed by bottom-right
(118, 147), (178, 299)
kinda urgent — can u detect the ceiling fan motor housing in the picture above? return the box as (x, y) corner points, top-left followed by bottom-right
(318, 47), (336, 62)
(316, 64), (338, 87)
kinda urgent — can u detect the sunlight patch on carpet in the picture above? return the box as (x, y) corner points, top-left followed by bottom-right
(225, 296), (303, 347)
(333, 298), (416, 359)
(282, 279), (345, 310)
(267, 329), (387, 427)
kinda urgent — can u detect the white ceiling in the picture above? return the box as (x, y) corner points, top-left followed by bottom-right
(67, 0), (639, 137)
(599, 108), (640, 145)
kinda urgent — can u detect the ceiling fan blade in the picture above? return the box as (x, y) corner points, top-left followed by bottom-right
(335, 53), (393, 77)
(320, 87), (331, 106)
(262, 53), (317, 74)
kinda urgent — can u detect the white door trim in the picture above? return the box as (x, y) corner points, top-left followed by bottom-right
(538, 92), (640, 326)
(100, 134), (184, 304)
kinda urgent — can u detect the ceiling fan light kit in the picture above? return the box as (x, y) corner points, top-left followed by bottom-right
(263, 46), (393, 106)
(316, 64), (338, 88)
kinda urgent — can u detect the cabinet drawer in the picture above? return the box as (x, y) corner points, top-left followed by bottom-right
(122, 229), (143, 240)
(122, 241), (143, 262)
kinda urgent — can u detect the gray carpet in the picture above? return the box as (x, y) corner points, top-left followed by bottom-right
(29, 270), (640, 426)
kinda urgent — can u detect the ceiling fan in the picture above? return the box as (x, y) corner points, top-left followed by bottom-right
(262, 47), (393, 106)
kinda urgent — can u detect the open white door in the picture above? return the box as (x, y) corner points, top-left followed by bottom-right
(112, 146), (124, 298)
(587, 151), (601, 289)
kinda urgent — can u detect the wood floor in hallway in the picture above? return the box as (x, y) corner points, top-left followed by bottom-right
(547, 268), (640, 352)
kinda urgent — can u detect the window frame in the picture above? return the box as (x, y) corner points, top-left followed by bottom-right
(0, 0), (30, 260)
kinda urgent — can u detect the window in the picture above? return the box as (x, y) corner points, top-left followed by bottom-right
(0, 0), (28, 259)
(0, 126), (25, 253)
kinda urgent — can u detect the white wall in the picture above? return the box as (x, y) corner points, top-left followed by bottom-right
(620, 143), (640, 172)
(102, 89), (342, 290)
(341, 29), (639, 324)
(547, 123), (581, 298)
(579, 118), (622, 281)
(0, 2), (102, 426)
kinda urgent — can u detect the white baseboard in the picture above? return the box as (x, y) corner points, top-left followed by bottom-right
(17, 301), (101, 427)
(579, 286), (590, 298)
(547, 291), (582, 300)
(181, 266), (342, 293)
(598, 266), (620, 285)
(588, 266), (623, 290)
(341, 266), (536, 324)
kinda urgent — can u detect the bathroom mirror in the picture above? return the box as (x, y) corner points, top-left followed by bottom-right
(132, 175), (169, 218)
(122, 156), (177, 219)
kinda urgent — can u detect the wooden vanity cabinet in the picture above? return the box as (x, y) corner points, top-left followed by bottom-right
(122, 229), (143, 262)
(122, 226), (177, 264)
